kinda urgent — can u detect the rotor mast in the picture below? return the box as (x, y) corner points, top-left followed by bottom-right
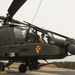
(6, 0), (27, 21)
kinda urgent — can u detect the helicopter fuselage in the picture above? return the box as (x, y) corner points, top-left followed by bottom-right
(0, 25), (67, 61)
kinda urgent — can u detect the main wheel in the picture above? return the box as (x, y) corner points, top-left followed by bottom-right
(19, 64), (27, 73)
(0, 62), (5, 71)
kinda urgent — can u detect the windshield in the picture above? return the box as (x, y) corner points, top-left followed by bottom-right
(14, 26), (29, 38)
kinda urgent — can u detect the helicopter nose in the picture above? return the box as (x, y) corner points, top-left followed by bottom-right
(67, 44), (75, 55)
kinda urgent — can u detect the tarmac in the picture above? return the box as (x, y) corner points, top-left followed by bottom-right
(1, 68), (75, 75)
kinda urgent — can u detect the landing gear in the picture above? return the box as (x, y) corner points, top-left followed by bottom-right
(18, 60), (39, 73)
(28, 63), (34, 70)
(28, 62), (37, 70)
(28, 60), (39, 70)
(0, 62), (5, 71)
(19, 64), (27, 73)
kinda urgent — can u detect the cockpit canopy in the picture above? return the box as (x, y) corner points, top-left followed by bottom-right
(14, 26), (29, 38)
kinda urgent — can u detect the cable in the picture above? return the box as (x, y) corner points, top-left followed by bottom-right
(31, 0), (43, 23)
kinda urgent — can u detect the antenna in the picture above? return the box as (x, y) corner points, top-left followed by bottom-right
(31, 0), (43, 23)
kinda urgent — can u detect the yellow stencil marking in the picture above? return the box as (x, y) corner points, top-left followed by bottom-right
(0, 71), (7, 74)
(36, 46), (41, 53)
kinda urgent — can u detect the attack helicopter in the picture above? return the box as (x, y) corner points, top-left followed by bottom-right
(0, 0), (75, 73)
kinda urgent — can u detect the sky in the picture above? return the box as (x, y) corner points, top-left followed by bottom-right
(0, 0), (75, 62)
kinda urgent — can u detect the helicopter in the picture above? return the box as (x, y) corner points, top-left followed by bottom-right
(0, 0), (75, 73)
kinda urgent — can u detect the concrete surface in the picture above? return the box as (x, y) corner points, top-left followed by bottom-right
(1, 68), (75, 75)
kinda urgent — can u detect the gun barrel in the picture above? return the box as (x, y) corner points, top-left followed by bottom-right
(67, 44), (75, 55)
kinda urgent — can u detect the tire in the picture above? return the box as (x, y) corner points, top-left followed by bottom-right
(0, 62), (4, 71)
(19, 64), (27, 73)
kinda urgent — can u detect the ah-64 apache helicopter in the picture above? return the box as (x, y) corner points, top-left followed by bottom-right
(0, 0), (75, 73)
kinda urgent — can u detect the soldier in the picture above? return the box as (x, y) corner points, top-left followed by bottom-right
(39, 33), (46, 43)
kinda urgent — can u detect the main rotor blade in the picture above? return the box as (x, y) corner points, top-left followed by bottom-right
(0, 16), (5, 20)
(8, 0), (27, 18)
